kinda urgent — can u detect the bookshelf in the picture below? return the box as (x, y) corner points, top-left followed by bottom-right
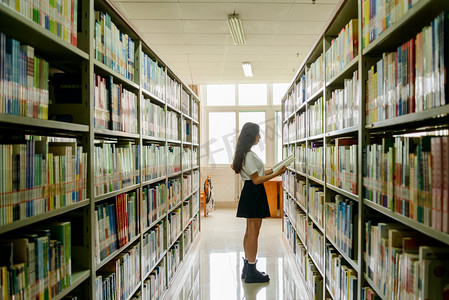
(0, 0), (200, 297)
(281, 0), (449, 299)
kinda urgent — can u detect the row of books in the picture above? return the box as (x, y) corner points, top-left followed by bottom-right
(306, 256), (324, 300)
(192, 124), (198, 144)
(168, 209), (182, 246)
(141, 53), (166, 100)
(295, 235), (307, 281)
(142, 222), (164, 276)
(283, 214), (296, 255)
(325, 244), (358, 300)
(192, 214), (199, 236)
(0, 34), (49, 118)
(183, 147), (192, 171)
(95, 243), (140, 300)
(1, 0), (78, 46)
(285, 170), (295, 197)
(363, 136), (449, 232)
(0, 221), (71, 300)
(167, 77), (181, 111)
(167, 178), (181, 210)
(308, 97), (323, 137)
(167, 146), (181, 175)
(142, 143), (165, 182)
(361, 0), (420, 49)
(361, 287), (381, 300)
(325, 138), (358, 194)
(94, 74), (138, 133)
(295, 144), (306, 173)
(366, 12), (448, 124)
(142, 183), (166, 229)
(167, 111), (179, 141)
(326, 70), (360, 132)
(283, 74), (306, 121)
(167, 241), (181, 283)
(192, 192), (199, 214)
(296, 178), (307, 209)
(183, 224), (193, 256)
(306, 54), (324, 99)
(308, 224), (325, 273)
(296, 112), (306, 140)
(181, 89), (189, 115)
(193, 170), (199, 191)
(94, 142), (140, 197)
(182, 201), (191, 228)
(142, 99), (165, 138)
(325, 19), (359, 81)
(183, 174), (191, 199)
(308, 143), (324, 181)
(0, 138), (87, 226)
(182, 120), (190, 142)
(364, 220), (449, 299)
(325, 195), (358, 259)
(94, 11), (135, 81)
(286, 119), (296, 143)
(94, 191), (138, 263)
(192, 101), (199, 122)
(309, 186), (324, 227)
(142, 261), (166, 300)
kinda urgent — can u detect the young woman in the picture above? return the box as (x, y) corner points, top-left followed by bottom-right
(231, 122), (287, 283)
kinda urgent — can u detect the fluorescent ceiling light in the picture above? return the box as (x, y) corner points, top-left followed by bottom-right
(242, 62), (253, 77)
(228, 14), (246, 45)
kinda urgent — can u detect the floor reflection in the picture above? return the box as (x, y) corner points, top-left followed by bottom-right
(165, 208), (308, 300)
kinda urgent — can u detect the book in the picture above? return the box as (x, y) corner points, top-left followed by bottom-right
(141, 53), (166, 100)
(272, 154), (294, 173)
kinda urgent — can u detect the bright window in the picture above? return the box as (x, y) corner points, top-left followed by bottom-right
(208, 112), (236, 164)
(238, 84), (267, 106)
(276, 111), (282, 163)
(273, 83), (289, 105)
(239, 111), (266, 163)
(207, 85), (235, 106)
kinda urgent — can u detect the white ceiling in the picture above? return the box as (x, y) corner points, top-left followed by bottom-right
(112, 0), (340, 85)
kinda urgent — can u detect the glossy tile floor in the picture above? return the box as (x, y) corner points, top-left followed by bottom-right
(165, 208), (309, 300)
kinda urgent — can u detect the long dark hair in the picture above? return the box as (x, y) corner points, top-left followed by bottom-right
(231, 122), (260, 174)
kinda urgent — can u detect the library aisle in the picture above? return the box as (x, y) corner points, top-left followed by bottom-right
(163, 208), (308, 300)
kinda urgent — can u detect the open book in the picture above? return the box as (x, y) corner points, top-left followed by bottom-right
(272, 155), (295, 173)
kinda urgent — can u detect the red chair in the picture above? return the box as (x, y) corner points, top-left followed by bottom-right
(200, 176), (214, 217)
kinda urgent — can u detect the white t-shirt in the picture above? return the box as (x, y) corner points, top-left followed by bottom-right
(240, 151), (265, 181)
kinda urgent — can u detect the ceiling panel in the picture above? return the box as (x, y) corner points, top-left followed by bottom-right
(226, 45), (267, 55)
(188, 54), (224, 62)
(244, 34), (275, 45)
(148, 44), (187, 55)
(234, 3), (293, 21)
(189, 61), (224, 68)
(277, 21), (326, 34)
(286, 3), (336, 21)
(243, 20), (282, 34)
(270, 34), (317, 45)
(179, 3), (236, 19)
(183, 33), (231, 45)
(186, 45), (227, 54)
(118, 3), (179, 19)
(132, 20), (183, 33)
(182, 20), (229, 34)
(142, 33), (185, 45)
(264, 45), (311, 54)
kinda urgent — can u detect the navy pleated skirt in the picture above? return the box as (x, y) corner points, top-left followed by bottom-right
(236, 180), (271, 218)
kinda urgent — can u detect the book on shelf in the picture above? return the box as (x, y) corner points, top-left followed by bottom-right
(308, 222), (325, 272)
(0, 222), (71, 299)
(96, 243), (140, 300)
(0, 137), (87, 226)
(306, 54), (324, 99)
(142, 143), (165, 181)
(306, 256), (323, 300)
(167, 241), (181, 282)
(309, 186), (324, 227)
(325, 19), (358, 80)
(94, 11), (135, 80)
(142, 221), (164, 275)
(326, 137), (358, 194)
(167, 77), (181, 110)
(167, 178), (181, 210)
(325, 244), (358, 300)
(361, 286), (382, 300)
(142, 183), (166, 227)
(1, 0), (78, 46)
(181, 89), (190, 115)
(308, 97), (323, 136)
(94, 74), (138, 133)
(143, 261), (166, 300)
(0, 34), (49, 119)
(141, 53), (166, 100)
(308, 142), (324, 181)
(365, 12), (448, 124)
(94, 141), (140, 197)
(167, 146), (181, 175)
(167, 111), (179, 141)
(272, 154), (294, 173)
(142, 99), (166, 138)
(168, 209), (181, 246)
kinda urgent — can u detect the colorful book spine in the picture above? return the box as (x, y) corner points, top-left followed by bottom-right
(142, 260), (166, 300)
(94, 142), (139, 197)
(309, 185), (324, 227)
(142, 143), (165, 181)
(167, 77), (180, 111)
(182, 201), (190, 229)
(0, 35), (49, 119)
(308, 142), (324, 181)
(167, 146), (181, 175)
(141, 99), (165, 138)
(366, 13), (448, 124)
(167, 178), (181, 210)
(325, 244), (358, 300)
(142, 221), (164, 276)
(306, 256), (324, 300)
(295, 143), (307, 173)
(182, 119), (190, 142)
(167, 241), (181, 283)
(97, 243), (140, 300)
(142, 183), (166, 228)
(306, 54), (324, 99)
(308, 222), (325, 272)
(308, 97), (323, 137)
(295, 177), (307, 209)
(295, 112), (306, 140)
(0, 138), (86, 226)
(326, 70), (360, 132)
(94, 74), (138, 133)
(141, 53), (166, 100)
(167, 111), (179, 141)
(168, 209), (182, 246)
(94, 11), (135, 80)
(182, 147), (192, 171)
(181, 89), (189, 115)
(325, 19), (359, 80)
(183, 174), (192, 198)
(284, 75), (305, 120)
(326, 138), (358, 194)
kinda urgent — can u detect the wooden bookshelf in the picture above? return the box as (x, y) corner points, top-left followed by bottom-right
(281, 0), (449, 299)
(0, 0), (201, 297)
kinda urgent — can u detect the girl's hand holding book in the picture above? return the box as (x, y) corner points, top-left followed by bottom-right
(275, 165), (287, 176)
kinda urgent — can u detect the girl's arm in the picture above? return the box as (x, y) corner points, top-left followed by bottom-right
(250, 166), (286, 185)
(265, 168), (274, 175)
